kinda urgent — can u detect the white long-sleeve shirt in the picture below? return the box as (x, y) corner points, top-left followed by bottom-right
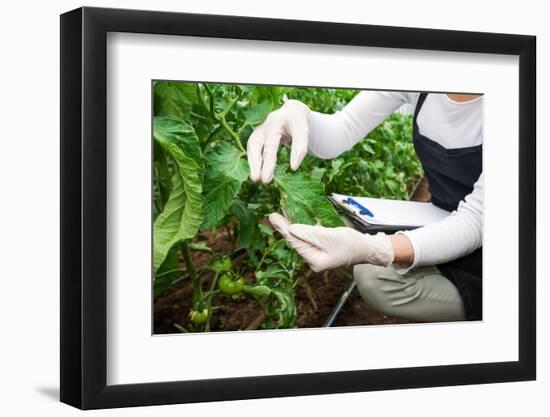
(307, 91), (483, 268)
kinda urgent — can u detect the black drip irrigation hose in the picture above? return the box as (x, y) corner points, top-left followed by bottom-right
(323, 279), (356, 327)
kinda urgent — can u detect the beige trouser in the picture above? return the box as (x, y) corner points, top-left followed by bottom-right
(353, 264), (466, 322)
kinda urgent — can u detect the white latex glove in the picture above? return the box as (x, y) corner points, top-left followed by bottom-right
(269, 213), (394, 273)
(247, 100), (310, 184)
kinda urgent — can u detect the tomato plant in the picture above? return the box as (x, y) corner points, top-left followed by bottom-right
(152, 82), (421, 331)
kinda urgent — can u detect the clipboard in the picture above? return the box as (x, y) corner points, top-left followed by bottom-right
(328, 193), (450, 234)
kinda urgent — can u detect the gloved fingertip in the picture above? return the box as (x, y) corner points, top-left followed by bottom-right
(268, 213), (290, 235)
(268, 212), (284, 224)
(290, 150), (305, 171)
(260, 170), (274, 184)
(289, 155), (299, 171)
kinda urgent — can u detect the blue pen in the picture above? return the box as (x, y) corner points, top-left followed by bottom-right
(346, 197), (374, 218)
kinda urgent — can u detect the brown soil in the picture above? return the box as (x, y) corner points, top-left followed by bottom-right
(154, 177), (430, 334)
(410, 176), (431, 203)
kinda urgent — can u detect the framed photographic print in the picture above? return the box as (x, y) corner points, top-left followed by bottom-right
(60, 6), (536, 409)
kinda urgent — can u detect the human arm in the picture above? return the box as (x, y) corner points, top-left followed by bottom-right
(396, 174), (483, 270)
(307, 91), (409, 159)
(247, 91), (409, 183)
(269, 213), (395, 272)
(268, 174), (482, 273)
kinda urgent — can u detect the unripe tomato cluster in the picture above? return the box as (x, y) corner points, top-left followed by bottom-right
(218, 273), (245, 295)
(189, 308), (209, 324)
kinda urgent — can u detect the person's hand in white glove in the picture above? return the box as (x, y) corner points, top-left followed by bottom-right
(247, 100), (310, 184)
(269, 213), (395, 272)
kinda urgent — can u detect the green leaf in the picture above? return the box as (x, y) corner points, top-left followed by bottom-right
(243, 99), (273, 126)
(204, 142), (248, 181)
(310, 167), (326, 182)
(154, 82), (196, 120)
(255, 263), (290, 282)
(243, 284), (271, 298)
(153, 117), (204, 273)
(258, 223), (273, 237)
(245, 285), (296, 328)
(202, 177), (242, 230)
(201, 143), (249, 230)
(271, 290), (296, 328)
(273, 166), (344, 227)
(188, 242), (213, 253)
(153, 117), (203, 170)
(153, 246), (181, 298)
(231, 200), (256, 248)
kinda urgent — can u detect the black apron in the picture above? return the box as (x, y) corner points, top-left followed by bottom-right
(412, 93), (482, 320)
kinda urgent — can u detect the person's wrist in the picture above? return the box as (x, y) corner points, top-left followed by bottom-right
(354, 231), (394, 267)
(284, 99), (309, 111)
(284, 99), (310, 124)
(389, 233), (414, 265)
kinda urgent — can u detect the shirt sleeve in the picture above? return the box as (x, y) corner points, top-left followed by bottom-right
(397, 173), (483, 270)
(307, 91), (410, 159)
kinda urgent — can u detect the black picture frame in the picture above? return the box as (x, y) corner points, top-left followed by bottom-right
(60, 6), (536, 410)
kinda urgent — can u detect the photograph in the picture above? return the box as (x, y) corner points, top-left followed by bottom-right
(152, 81), (483, 334)
(57, 6), (537, 409)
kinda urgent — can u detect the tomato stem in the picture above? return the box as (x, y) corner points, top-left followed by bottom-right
(198, 83), (246, 153)
(181, 241), (200, 304)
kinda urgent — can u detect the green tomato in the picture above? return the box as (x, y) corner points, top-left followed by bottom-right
(210, 256), (233, 272)
(218, 274), (245, 296)
(189, 308), (209, 324)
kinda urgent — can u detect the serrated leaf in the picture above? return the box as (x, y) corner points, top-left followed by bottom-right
(251, 279), (296, 328)
(243, 284), (271, 298)
(153, 117), (203, 170)
(153, 117), (204, 272)
(154, 82), (196, 121)
(255, 264), (290, 282)
(205, 142), (249, 181)
(271, 290), (296, 328)
(273, 166), (344, 227)
(243, 99), (273, 126)
(201, 143), (249, 230)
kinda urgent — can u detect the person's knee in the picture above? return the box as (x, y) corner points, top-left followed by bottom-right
(353, 264), (390, 311)
(354, 264), (466, 322)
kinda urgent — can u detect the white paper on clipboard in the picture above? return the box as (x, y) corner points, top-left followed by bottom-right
(331, 193), (450, 228)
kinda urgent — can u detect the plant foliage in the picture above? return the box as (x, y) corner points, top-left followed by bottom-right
(152, 81), (422, 331)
